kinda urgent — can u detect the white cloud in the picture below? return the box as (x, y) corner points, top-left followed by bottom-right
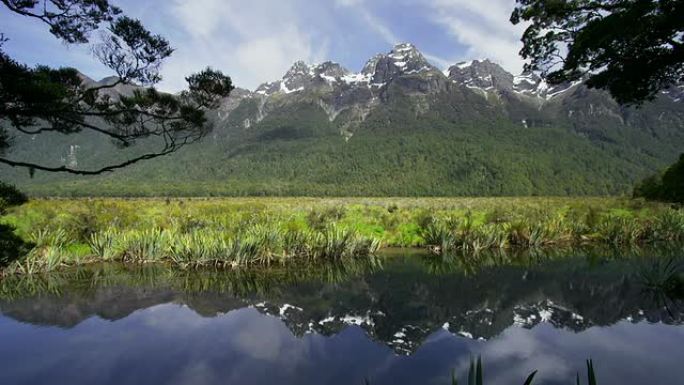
(234, 32), (328, 82)
(335, 0), (400, 45)
(427, 0), (528, 74)
(334, 0), (451, 70)
(2, 0), (532, 92)
(160, 0), (329, 91)
(422, 52), (453, 70)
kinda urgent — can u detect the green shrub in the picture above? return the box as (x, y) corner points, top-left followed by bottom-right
(0, 182), (27, 212)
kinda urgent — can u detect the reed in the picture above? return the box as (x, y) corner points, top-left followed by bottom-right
(421, 209), (684, 257)
(2, 197), (683, 274)
(368, 356), (596, 385)
(2, 222), (382, 274)
(448, 356), (596, 385)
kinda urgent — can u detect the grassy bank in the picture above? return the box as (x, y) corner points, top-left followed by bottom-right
(1, 197), (683, 274)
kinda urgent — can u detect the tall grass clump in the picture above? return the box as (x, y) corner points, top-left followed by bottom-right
(2, 197), (683, 274)
(89, 229), (122, 261)
(2, 221), (382, 274)
(6, 228), (79, 274)
(420, 206), (684, 257)
(422, 222), (455, 255)
(168, 230), (230, 268)
(596, 216), (644, 246)
(444, 356), (597, 385)
(308, 225), (381, 261)
(650, 210), (684, 242)
(118, 229), (171, 263)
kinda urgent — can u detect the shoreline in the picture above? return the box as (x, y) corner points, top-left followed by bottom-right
(2, 197), (683, 275)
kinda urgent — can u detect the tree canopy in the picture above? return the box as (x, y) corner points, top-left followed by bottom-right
(0, 0), (234, 175)
(511, 0), (684, 105)
(634, 154), (684, 203)
(0, 181), (28, 267)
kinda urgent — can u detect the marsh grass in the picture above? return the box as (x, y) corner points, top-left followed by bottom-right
(422, 208), (684, 257)
(448, 356), (596, 385)
(369, 356), (595, 385)
(0, 255), (383, 300)
(1, 197), (682, 275)
(3, 223), (382, 274)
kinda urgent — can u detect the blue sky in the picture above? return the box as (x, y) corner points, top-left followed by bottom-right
(0, 0), (527, 92)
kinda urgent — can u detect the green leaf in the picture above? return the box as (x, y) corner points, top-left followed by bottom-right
(587, 359), (597, 385)
(476, 356), (483, 385)
(522, 370), (538, 385)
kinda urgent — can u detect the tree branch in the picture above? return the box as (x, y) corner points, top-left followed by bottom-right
(0, 138), (190, 175)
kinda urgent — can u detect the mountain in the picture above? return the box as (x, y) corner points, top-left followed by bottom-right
(2, 43), (684, 196)
(1, 256), (681, 355)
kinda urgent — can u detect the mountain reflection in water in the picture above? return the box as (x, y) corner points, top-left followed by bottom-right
(0, 247), (683, 385)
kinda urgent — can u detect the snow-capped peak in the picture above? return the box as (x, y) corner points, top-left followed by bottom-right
(358, 43), (438, 86)
(447, 59), (512, 95)
(310, 61), (350, 81)
(284, 61), (310, 77)
(445, 60), (584, 101)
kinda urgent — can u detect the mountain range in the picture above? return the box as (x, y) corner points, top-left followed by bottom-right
(2, 43), (684, 196)
(1, 256), (681, 356)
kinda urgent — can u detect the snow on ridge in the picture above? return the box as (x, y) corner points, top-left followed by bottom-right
(535, 79), (549, 93)
(512, 299), (590, 329)
(279, 303), (303, 317)
(340, 313), (375, 327)
(513, 75), (537, 86)
(458, 331), (474, 339)
(394, 43), (416, 52)
(406, 66), (432, 75)
(319, 74), (337, 83)
(316, 312), (377, 327)
(279, 82), (302, 94)
(544, 80), (582, 100)
(457, 60), (473, 69)
(341, 72), (372, 84)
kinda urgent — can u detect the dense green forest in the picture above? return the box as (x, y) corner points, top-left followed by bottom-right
(634, 154), (684, 203)
(2, 70), (683, 197)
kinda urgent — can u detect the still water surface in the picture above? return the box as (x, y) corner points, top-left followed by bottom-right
(1, 249), (683, 385)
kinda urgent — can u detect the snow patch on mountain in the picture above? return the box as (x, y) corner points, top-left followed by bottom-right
(456, 61), (473, 69)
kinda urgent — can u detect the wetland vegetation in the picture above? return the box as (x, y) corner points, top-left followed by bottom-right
(1, 197), (683, 275)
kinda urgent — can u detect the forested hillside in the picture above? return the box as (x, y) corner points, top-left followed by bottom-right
(2, 44), (683, 196)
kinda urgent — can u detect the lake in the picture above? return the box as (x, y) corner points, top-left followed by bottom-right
(1, 248), (683, 385)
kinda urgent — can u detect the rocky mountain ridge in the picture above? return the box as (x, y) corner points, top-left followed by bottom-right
(213, 42), (682, 139)
(2, 256), (681, 356)
(3, 42), (684, 196)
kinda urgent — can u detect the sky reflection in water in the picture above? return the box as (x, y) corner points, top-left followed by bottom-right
(1, 250), (683, 385)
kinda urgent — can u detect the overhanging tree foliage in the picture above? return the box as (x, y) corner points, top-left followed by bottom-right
(0, 0), (234, 175)
(511, 0), (684, 105)
(0, 181), (28, 267)
(634, 154), (684, 203)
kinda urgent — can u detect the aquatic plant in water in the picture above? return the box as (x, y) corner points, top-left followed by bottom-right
(366, 356), (597, 385)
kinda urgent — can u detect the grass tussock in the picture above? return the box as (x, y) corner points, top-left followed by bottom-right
(421, 209), (684, 256)
(2, 223), (381, 274)
(1, 197), (682, 275)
